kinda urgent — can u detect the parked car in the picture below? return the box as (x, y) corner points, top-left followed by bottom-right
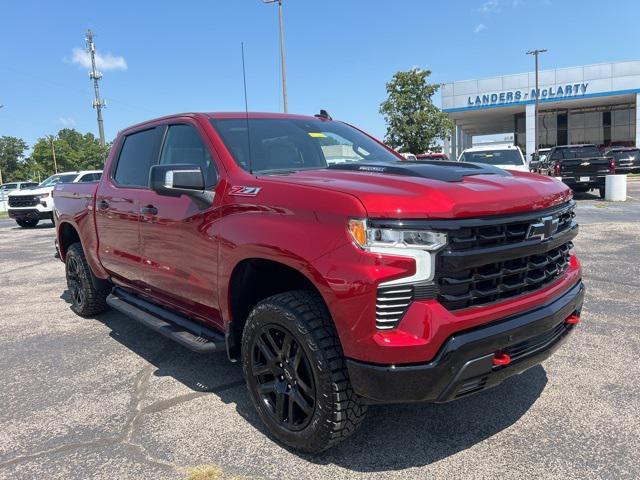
(416, 152), (449, 161)
(0, 181), (39, 201)
(399, 152), (418, 161)
(539, 144), (614, 198)
(528, 148), (551, 173)
(603, 146), (640, 174)
(53, 112), (583, 453)
(458, 145), (529, 172)
(7, 170), (102, 228)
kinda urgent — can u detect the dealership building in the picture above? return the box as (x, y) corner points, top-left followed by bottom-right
(441, 60), (640, 160)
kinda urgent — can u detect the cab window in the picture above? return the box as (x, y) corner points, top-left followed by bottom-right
(159, 124), (217, 187)
(114, 128), (162, 187)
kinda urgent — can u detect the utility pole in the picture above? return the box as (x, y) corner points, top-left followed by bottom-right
(85, 29), (106, 146)
(49, 136), (59, 173)
(526, 49), (547, 158)
(263, 0), (288, 113)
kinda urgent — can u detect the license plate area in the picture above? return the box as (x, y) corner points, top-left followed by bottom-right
(578, 176), (590, 182)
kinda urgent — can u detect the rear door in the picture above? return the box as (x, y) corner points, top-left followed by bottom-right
(95, 127), (163, 286)
(137, 121), (225, 327)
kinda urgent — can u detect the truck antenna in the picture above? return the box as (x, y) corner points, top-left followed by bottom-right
(241, 42), (254, 175)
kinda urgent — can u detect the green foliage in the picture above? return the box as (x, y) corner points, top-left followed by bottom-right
(0, 136), (28, 183)
(27, 129), (110, 181)
(0, 130), (110, 183)
(379, 68), (453, 154)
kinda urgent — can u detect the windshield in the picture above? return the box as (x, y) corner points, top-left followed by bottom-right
(39, 173), (78, 187)
(210, 118), (400, 173)
(460, 149), (524, 166)
(610, 149), (639, 161)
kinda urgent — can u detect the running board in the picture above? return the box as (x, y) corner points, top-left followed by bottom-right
(106, 287), (225, 354)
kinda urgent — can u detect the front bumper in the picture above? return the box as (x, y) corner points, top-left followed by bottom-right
(347, 280), (584, 404)
(8, 208), (53, 220)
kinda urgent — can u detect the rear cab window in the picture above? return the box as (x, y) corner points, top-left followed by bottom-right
(113, 128), (163, 187)
(461, 149), (524, 166)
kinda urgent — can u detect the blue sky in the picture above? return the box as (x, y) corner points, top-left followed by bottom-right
(1, 0), (639, 148)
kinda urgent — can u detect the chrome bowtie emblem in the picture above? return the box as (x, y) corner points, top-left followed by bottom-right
(526, 215), (559, 241)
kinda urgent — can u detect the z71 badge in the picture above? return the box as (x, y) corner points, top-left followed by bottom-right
(229, 186), (262, 196)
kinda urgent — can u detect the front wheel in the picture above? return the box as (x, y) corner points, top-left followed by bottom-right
(16, 218), (39, 228)
(241, 291), (367, 453)
(65, 243), (109, 317)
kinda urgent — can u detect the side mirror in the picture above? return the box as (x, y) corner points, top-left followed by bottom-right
(149, 164), (213, 206)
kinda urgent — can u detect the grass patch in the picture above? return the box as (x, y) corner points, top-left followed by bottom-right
(185, 465), (247, 480)
(0, 211), (8, 219)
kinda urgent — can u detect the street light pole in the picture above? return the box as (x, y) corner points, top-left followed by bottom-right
(263, 0), (288, 113)
(526, 49), (547, 158)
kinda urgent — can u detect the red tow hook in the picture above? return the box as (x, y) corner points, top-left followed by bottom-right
(565, 314), (581, 325)
(492, 351), (511, 366)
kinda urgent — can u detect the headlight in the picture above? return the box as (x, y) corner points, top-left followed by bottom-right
(36, 193), (49, 199)
(348, 219), (447, 251)
(348, 219), (447, 287)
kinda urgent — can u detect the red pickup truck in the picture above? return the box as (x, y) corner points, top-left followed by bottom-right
(53, 112), (584, 453)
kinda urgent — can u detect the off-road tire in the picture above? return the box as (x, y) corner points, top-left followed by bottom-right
(241, 290), (367, 453)
(65, 243), (109, 317)
(16, 218), (39, 228)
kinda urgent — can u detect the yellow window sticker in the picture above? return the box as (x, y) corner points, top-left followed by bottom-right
(308, 132), (327, 138)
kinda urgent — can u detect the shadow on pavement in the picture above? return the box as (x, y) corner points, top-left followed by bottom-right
(61, 290), (547, 471)
(9, 221), (55, 230)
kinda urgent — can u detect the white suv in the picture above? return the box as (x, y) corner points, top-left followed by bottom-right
(458, 145), (528, 172)
(7, 170), (102, 228)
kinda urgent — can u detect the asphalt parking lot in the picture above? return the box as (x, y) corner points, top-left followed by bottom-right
(1, 182), (639, 480)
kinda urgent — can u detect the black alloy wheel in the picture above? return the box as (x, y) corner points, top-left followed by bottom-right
(64, 243), (110, 317)
(250, 324), (316, 430)
(66, 255), (85, 308)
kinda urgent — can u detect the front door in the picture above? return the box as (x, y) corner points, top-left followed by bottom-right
(95, 127), (163, 287)
(138, 122), (224, 328)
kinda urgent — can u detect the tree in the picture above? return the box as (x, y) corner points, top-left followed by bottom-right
(0, 136), (28, 183)
(379, 68), (453, 154)
(29, 129), (110, 179)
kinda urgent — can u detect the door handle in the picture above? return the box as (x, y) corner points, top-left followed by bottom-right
(97, 199), (109, 210)
(140, 205), (158, 216)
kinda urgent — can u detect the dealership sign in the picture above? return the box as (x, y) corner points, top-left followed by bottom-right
(467, 82), (589, 107)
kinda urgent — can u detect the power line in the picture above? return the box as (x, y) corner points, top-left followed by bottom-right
(85, 29), (106, 146)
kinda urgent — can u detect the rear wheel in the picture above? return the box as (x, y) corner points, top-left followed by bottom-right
(65, 243), (109, 317)
(16, 218), (39, 228)
(241, 290), (367, 453)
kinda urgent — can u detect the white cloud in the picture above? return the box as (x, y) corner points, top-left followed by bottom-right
(59, 117), (76, 127)
(480, 0), (500, 13)
(69, 47), (127, 71)
(473, 23), (488, 33)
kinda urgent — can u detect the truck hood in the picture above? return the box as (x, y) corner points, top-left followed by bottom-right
(7, 186), (53, 196)
(262, 162), (571, 218)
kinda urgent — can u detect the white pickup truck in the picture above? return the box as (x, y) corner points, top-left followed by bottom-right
(458, 145), (529, 173)
(7, 170), (102, 228)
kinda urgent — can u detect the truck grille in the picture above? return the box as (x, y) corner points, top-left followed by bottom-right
(438, 242), (572, 311)
(448, 205), (575, 251)
(8, 195), (39, 208)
